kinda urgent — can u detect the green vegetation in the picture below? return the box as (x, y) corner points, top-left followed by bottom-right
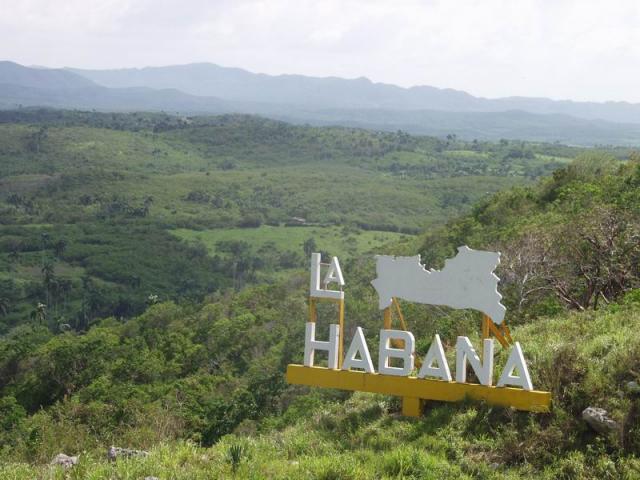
(418, 151), (640, 323)
(3, 300), (640, 478)
(0, 109), (588, 331)
(1, 109), (640, 478)
(171, 225), (409, 262)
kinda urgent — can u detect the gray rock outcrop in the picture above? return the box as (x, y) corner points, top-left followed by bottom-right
(582, 407), (619, 435)
(627, 381), (640, 394)
(107, 445), (149, 461)
(50, 453), (79, 468)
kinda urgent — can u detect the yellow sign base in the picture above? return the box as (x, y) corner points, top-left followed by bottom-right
(287, 364), (551, 415)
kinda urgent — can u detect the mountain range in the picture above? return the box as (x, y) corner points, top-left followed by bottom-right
(1, 60), (640, 146)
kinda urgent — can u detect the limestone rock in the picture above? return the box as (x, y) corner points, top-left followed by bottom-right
(627, 381), (640, 394)
(107, 445), (149, 461)
(50, 453), (78, 468)
(582, 407), (619, 435)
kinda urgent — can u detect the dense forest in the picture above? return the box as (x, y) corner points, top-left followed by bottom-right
(1, 109), (640, 478)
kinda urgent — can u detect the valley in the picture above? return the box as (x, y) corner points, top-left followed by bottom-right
(0, 108), (639, 478)
(0, 109), (584, 332)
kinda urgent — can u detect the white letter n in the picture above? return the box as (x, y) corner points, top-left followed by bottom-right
(455, 336), (494, 386)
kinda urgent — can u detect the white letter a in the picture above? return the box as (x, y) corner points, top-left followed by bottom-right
(497, 342), (533, 391)
(342, 327), (374, 373)
(418, 334), (452, 381)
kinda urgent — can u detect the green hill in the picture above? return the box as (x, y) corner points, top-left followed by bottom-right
(0, 109), (590, 332)
(1, 276), (640, 477)
(1, 109), (639, 478)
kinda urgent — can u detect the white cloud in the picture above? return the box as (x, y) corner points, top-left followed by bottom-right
(0, 0), (638, 102)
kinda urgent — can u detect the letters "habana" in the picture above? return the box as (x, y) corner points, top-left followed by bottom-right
(304, 325), (533, 391)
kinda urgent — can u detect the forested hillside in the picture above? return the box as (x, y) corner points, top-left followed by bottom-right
(0, 109), (639, 477)
(0, 109), (593, 333)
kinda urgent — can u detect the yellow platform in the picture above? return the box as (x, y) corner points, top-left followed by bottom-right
(287, 364), (551, 414)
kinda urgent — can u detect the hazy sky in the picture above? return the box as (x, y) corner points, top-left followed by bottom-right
(1, 0), (639, 102)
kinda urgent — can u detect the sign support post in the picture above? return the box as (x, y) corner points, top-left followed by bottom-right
(481, 314), (513, 349)
(384, 297), (424, 416)
(402, 397), (422, 417)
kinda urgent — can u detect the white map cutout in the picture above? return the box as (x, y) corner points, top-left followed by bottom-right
(371, 246), (506, 324)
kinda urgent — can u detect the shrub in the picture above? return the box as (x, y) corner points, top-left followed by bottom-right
(227, 442), (245, 473)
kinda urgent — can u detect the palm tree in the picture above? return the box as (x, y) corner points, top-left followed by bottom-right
(41, 261), (55, 308)
(0, 296), (9, 316)
(53, 239), (67, 258)
(142, 195), (154, 216)
(30, 303), (47, 325)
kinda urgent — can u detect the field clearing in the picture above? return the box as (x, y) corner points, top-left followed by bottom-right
(171, 225), (411, 259)
(535, 153), (573, 163)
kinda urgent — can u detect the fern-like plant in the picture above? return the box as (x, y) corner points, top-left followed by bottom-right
(227, 443), (245, 473)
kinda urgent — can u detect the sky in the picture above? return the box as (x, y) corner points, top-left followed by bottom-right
(1, 0), (639, 103)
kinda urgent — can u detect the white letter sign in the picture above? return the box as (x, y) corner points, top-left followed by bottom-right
(456, 337), (494, 386)
(418, 334), (452, 381)
(342, 327), (374, 373)
(379, 329), (415, 376)
(287, 246), (552, 416)
(310, 253), (344, 300)
(497, 342), (533, 391)
(304, 322), (340, 369)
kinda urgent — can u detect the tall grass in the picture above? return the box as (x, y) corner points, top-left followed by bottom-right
(4, 302), (640, 478)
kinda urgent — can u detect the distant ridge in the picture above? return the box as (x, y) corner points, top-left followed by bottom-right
(69, 62), (640, 125)
(1, 61), (640, 146)
(0, 60), (96, 89)
(0, 61), (232, 112)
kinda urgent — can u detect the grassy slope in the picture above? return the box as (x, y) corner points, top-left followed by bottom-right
(0, 123), (548, 229)
(171, 225), (411, 259)
(3, 300), (640, 479)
